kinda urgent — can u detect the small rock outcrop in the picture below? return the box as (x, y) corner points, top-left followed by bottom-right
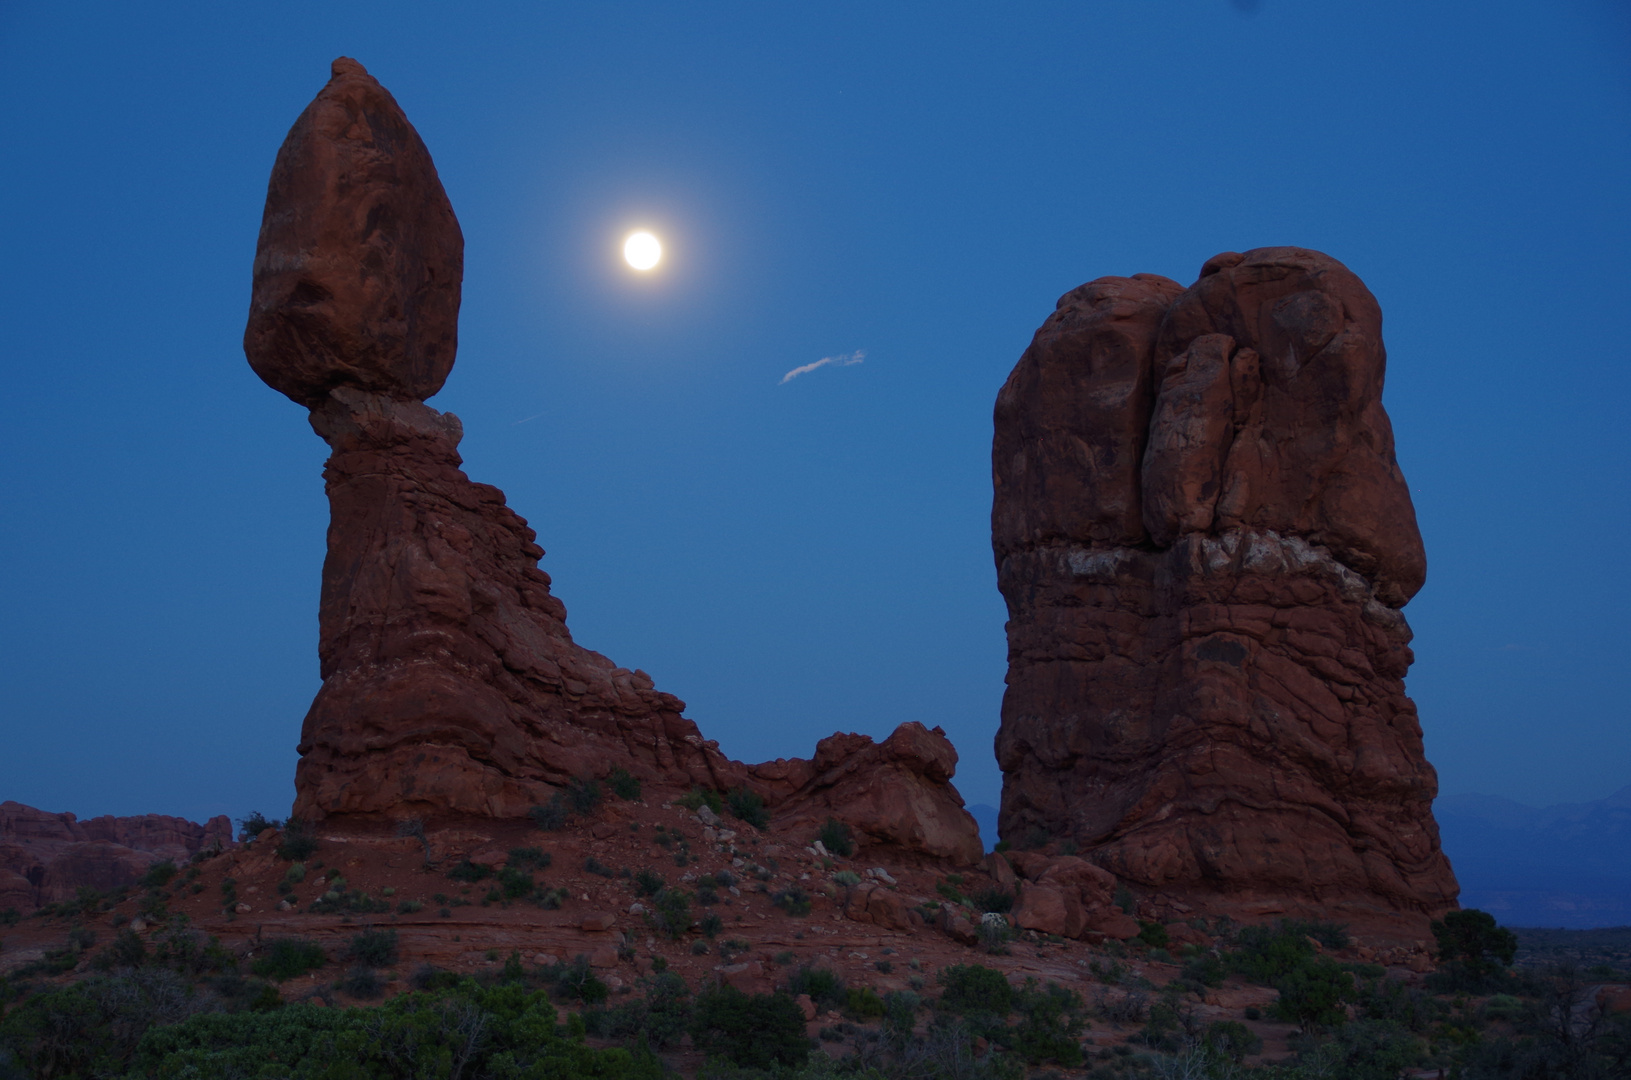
(992, 248), (1458, 938)
(0, 801), (231, 911)
(751, 723), (983, 866)
(245, 59), (982, 867)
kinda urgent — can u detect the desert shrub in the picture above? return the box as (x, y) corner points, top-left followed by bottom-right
(532, 887), (568, 910)
(140, 860), (178, 889)
(149, 917), (234, 977)
(236, 811), (281, 840)
(725, 786), (770, 830)
(585, 856), (615, 878)
(1114, 885), (1137, 914)
(0, 968), (211, 1077)
(772, 886), (812, 916)
(1290, 1017), (1422, 1080)
(699, 913), (724, 939)
(971, 887), (1014, 914)
(275, 818), (318, 861)
(689, 983), (811, 1069)
(569, 776), (603, 814)
(1431, 908), (1517, 985)
(939, 963), (1015, 1017)
(634, 867), (665, 897)
(1273, 956), (1354, 1030)
(585, 971), (693, 1049)
(607, 767), (642, 801)
(786, 965), (847, 1008)
(90, 928), (149, 971)
(507, 846), (551, 871)
(447, 859), (493, 883)
(121, 981), (661, 1079)
(344, 928), (398, 968)
(649, 888), (692, 940)
(338, 965), (384, 1000)
(845, 986), (887, 1019)
(1004, 979), (1086, 1066)
(677, 787), (724, 814)
(284, 862), (307, 884)
(1203, 1018), (1262, 1061)
(396, 899), (423, 914)
(549, 954), (610, 1004)
(498, 866), (534, 899)
(1093, 987), (1149, 1025)
(832, 870), (861, 887)
(818, 818), (855, 857)
(1137, 921), (1171, 949)
(1352, 973), (1441, 1032)
(937, 880), (965, 904)
(1229, 920), (1322, 984)
(1179, 951), (1227, 990)
(529, 794), (571, 831)
(978, 916), (1015, 955)
(0, 909), (17, 927)
(250, 937), (326, 982)
(406, 964), (457, 991)
(883, 988), (920, 1033)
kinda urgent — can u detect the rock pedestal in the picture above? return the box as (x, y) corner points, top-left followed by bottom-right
(992, 248), (1458, 937)
(246, 60), (742, 820)
(244, 60), (983, 865)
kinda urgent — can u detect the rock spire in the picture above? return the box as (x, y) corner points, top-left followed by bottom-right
(992, 248), (1458, 937)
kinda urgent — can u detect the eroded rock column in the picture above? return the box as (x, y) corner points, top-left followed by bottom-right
(992, 248), (1457, 936)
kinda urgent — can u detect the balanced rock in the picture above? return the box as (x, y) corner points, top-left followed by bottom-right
(246, 61), (746, 820)
(991, 248), (1457, 938)
(244, 62), (981, 859)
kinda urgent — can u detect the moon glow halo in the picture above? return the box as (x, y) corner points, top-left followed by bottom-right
(623, 231), (662, 271)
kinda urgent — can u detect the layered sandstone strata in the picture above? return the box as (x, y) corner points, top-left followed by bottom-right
(0, 801), (232, 910)
(992, 248), (1458, 935)
(244, 59), (981, 863)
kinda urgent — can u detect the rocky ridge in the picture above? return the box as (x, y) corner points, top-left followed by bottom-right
(0, 801), (231, 911)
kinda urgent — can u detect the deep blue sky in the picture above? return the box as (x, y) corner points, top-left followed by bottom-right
(1, 2), (1626, 828)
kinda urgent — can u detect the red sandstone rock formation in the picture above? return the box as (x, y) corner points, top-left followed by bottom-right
(246, 59), (746, 821)
(244, 59), (982, 865)
(751, 723), (983, 866)
(0, 801), (232, 911)
(992, 248), (1458, 939)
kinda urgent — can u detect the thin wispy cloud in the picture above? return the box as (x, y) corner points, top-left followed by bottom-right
(780, 349), (865, 385)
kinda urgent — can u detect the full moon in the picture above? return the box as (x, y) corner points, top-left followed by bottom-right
(623, 231), (662, 271)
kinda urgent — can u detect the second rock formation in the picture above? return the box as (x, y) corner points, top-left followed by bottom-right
(992, 248), (1458, 937)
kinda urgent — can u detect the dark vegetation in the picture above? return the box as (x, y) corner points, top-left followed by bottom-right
(3, 896), (1627, 1080)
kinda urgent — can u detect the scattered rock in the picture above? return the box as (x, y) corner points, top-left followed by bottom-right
(581, 913), (616, 932)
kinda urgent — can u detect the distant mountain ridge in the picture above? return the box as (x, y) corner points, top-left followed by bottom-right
(1436, 786), (1631, 928)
